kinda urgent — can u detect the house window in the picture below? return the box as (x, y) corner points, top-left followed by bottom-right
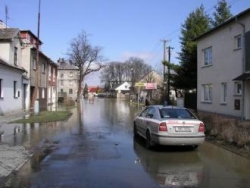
(42, 88), (45, 98)
(221, 82), (227, 104)
(69, 80), (73, 86)
(53, 68), (56, 81)
(14, 47), (18, 65)
(48, 65), (51, 81)
(202, 84), (212, 102)
(14, 81), (17, 98)
(60, 80), (64, 86)
(0, 79), (3, 98)
(33, 57), (37, 70)
(69, 89), (73, 94)
(234, 82), (242, 95)
(60, 89), (63, 93)
(42, 62), (45, 73)
(235, 35), (242, 49)
(203, 47), (212, 66)
(37, 88), (40, 99)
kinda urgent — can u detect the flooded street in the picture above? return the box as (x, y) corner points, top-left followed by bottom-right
(2, 98), (250, 188)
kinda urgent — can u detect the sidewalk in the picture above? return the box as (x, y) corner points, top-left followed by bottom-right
(0, 110), (29, 124)
(0, 110), (32, 186)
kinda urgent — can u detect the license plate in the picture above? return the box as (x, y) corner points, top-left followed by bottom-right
(175, 126), (192, 132)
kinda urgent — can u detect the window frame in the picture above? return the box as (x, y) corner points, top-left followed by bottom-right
(42, 62), (45, 74)
(202, 84), (212, 102)
(42, 88), (45, 99)
(14, 46), (18, 65)
(235, 34), (242, 49)
(69, 80), (73, 86)
(33, 57), (37, 70)
(203, 47), (212, 66)
(69, 88), (73, 94)
(13, 81), (19, 98)
(48, 65), (51, 81)
(234, 82), (242, 95)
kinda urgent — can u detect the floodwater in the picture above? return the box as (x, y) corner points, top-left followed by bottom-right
(2, 98), (250, 188)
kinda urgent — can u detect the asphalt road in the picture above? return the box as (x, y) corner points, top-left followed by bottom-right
(2, 98), (250, 188)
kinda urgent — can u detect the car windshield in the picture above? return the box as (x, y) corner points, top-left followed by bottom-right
(160, 108), (196, 119)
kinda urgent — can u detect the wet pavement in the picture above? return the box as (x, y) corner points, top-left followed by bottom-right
(1, 98), (250, 187)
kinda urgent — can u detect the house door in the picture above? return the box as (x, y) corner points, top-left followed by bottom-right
(23, 84), (27, 110)
(30, 86), (35, 109)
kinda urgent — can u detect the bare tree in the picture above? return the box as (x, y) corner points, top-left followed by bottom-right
(100, 57), (152, 91)
(67, 31), (105, 101)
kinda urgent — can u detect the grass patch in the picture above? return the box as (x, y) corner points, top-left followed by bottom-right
(10, 111), (73, 123)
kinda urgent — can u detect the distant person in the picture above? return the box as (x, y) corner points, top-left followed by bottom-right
(145, 97), (150, 106)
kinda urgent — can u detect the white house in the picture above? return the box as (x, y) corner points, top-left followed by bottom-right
(115, 82), (131, 99)
(0, 28), (28, 115)
(196, 8), (250, 120)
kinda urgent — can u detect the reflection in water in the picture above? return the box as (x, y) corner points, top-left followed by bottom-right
(133, 137), (205, 187)
(199, 142), (250, 188)
(2, 99), (250, 188)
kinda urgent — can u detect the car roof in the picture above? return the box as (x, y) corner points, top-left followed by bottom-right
(148, 105), (187, 110)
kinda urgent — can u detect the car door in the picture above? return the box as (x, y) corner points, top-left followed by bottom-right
(143, 107), (157, 137)
(136, 107), (150, 135)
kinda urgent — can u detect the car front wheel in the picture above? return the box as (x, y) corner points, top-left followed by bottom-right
(133, 123), (139, 137)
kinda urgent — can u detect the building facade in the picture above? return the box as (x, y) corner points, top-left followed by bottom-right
(21, 30), (57, 111)
(47, 59), (58, 107)
(0, 26), (57, 115)
(0, 28), (28, 115)
(57, 58), (79, 102)
(196, 8), (250, 120)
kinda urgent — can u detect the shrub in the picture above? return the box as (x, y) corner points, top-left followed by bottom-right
(197, 111), (250, 148)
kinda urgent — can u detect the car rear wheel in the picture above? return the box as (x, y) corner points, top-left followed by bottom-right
(146, 131), (153, 149)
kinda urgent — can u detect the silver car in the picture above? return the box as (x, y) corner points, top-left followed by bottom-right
(133, 105), (205, 149)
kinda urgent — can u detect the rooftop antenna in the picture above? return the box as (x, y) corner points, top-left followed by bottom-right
(5, 5), (9, 28)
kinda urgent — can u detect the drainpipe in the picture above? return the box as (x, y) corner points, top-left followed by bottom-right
(235, 17), (246, 120)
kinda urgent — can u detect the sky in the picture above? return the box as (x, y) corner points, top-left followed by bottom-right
(0, 0), (250, 85)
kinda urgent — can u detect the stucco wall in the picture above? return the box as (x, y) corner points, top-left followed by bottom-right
(0, 66), (23, 115)
(197, 14), (250, 118)
(57, 70), (79, 100)
(0, 42), (10, 62)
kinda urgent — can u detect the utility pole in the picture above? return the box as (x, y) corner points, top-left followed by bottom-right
(161, 40), (168, 105)
(34, 0), (41, 114)
(5, 5), (9, 28)
(167, 46), (174, 104)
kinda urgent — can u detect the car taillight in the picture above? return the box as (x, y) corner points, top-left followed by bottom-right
(198, 123), (205, 132)
(159, 122), (167, 131)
